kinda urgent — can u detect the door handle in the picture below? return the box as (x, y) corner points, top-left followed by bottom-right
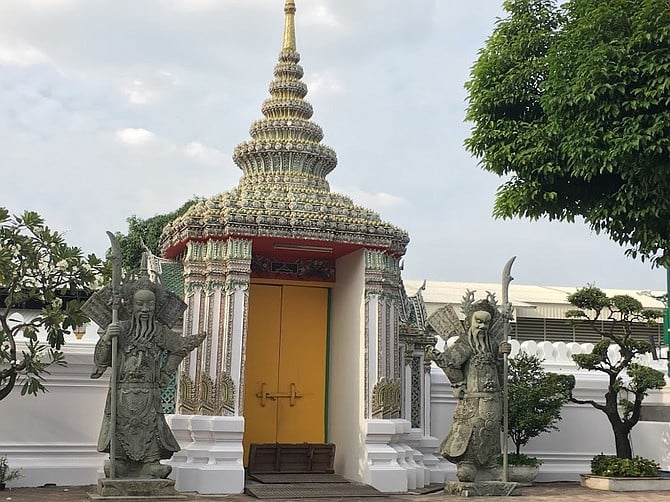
(255, 382), (276, 407)
(257, 382), (303, 407)
(288, 382), (302, 407)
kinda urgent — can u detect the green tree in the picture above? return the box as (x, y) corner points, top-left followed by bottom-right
(465, 0), (670, 266)
(0, 208), (104, 401)
(116, 198), (200, 271)
(566, 285), (666, 458)
(508, 352), (574, 457)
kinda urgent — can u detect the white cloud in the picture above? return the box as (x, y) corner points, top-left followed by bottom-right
(25, 0), (79, 9)
(158, 0), (228, 12)
(305, 71), (345, 97)
(0, 0), (665, 292)
(115, 128), (156, 145)
(183, 141), (226, 166)
(119, 72), (179, 105)
(0, 41), (49, 66)
(301, 3), (340, 28)
(336, 186), (410, 212)
(122, 79), (156, 105)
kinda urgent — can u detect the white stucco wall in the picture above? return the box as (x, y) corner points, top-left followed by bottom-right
(2, 319), (669, 488)
(328, 249), (366, 482)
(0, 334), (107, 487)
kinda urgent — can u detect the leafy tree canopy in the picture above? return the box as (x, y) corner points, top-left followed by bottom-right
(0, 208), (105, 401)
(466, 0), (670, 266)
(115, 197), (201, 272)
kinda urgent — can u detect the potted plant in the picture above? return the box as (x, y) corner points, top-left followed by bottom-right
(0, 455), (22, 490)
(502, 352), (574, 484)
(580, 454), (668, 491)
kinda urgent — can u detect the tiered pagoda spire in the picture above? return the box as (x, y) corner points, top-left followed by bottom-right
(232, 0), (337, 186)
(161, 0), (408, 258)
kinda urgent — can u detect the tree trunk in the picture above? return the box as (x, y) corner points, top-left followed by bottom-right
(604, 388), (633, 458)
(613, 429), (633, 459)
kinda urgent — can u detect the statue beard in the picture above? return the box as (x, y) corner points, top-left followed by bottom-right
(130, 314), (155, 342)
(469, 328), (491, 354)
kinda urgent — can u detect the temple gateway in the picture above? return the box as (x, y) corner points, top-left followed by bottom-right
(155, 0), (442, 494)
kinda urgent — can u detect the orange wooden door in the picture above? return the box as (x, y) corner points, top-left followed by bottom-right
(243, 283), (328, 464)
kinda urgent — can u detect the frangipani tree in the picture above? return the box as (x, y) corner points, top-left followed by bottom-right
(0, 208), (103, 401)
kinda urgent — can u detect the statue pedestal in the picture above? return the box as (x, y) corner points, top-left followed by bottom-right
(444, 480), (521, 497)
(88, 478), (187, 500)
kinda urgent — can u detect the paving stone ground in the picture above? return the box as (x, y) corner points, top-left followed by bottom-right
(2, 482), (670, 502)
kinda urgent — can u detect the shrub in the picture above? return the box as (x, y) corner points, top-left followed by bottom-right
(498, 453), (543, 468)
(591, 454), (660, 478)
(507, 352), (574, 456)
(0, 455), (22, 483)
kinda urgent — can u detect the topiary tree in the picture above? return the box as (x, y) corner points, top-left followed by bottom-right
(0, 208), (105, 401)
(507, 352), (574, 463)
(566, 285), (667, 458)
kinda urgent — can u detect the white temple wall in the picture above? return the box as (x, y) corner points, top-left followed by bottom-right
(0, 331), (107, 488)
(2, 327), (669, 489)
(328, 249), (366, 482)
(431, 340), (670, 481)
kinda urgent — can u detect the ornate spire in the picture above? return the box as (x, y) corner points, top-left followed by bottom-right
(160, 0), (409, 259)
(232, 0), (337, 188)
(283, 0), (296, 51)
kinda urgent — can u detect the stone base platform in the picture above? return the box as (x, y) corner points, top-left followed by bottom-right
(444, 480), (522, 497)
(88, 478), (187, 501)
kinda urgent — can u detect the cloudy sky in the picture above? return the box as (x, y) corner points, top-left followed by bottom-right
(1, 0), (666, 292)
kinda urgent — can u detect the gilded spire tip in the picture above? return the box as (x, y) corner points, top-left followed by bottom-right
(283, 0), (296, 51)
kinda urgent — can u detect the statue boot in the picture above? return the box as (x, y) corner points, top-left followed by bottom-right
(103, 459), (130, 478)
(456, 461), (477, 482)
(139, 461), (172, 479)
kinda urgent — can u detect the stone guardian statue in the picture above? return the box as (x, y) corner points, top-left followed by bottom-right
(426, 291), (512, 486)
(83, 233), (205, 497)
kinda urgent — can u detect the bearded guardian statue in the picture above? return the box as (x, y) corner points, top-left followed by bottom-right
(427, 292), (510, 483)
(84, 251), (205, 479)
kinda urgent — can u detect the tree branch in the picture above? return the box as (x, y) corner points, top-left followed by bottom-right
(570, 396), (607, 412)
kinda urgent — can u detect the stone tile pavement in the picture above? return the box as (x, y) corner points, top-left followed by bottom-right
(2, 482), (670, 502)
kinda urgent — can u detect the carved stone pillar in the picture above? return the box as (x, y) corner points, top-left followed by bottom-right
(364, 249), (403, 419)
(170, 238), (250, 495)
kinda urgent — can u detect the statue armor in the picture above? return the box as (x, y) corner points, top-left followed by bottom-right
(440, 339), (503, 467)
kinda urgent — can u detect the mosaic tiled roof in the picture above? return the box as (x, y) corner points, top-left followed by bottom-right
(161, 0), (409, 257)
(160, 260), (185, 299)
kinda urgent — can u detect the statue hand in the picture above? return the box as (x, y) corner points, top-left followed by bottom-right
(425, 346), (439, 362)
(183, 332), (207, 352)
(451, 382), (465, 399)
(499, 341), (512, 355)
(104, 322), (120, 342)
